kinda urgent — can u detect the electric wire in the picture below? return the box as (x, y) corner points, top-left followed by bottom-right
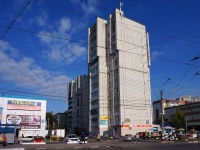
(0, 0), (31, 40)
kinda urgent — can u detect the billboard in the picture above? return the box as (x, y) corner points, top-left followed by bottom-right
(6, 115), (41, 129)
(0, 107), (2, 123)
(7, 100), (41, 111)
(100, 116), (108, 125)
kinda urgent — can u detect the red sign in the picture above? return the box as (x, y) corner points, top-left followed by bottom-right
(136, 124), (152, 128)
(6, 115), (41, 129)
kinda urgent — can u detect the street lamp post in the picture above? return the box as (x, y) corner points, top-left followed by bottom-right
(160, 77), (172, 140)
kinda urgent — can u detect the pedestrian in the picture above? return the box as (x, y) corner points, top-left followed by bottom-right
(2, 133), (7, 147)
(135, 133), (140, 143)
(97, 134), (100, 141)
(81, 132), (86, 144)
(179, 131), (183, 141)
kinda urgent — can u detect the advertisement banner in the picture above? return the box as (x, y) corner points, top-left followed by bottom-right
(100, 116), (108, 120)
(7, 100), (41, 111)
(0, 107), (2, 123)
(100, 120), (108, 125)
(6, 115), (41, 129)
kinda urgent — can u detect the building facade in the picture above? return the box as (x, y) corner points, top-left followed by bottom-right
(152, 99), (186, 123)
(0, 96), (46, 138)
(67, 75), (89, 134)
(54, 113), (68, 130)
(164, 102), (200, 131)
(88, 9), (152, 136)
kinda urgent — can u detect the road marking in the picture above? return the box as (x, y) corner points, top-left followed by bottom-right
(91, 146), (99, 148)
(106, 146), (111, 147)
(36, 148), (46, 150)
(74, 147), (82, 149)
(56, 148), (65, 149)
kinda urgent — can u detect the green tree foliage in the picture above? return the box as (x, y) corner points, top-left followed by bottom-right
(46, 111), (55, 130)
(171, 109), (186, 129)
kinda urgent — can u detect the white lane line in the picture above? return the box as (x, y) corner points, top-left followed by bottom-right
(56, 148), (65, 149)
(91, 146), (99, 148)
(106, 146), (111, 147)
(74, 147), (83, 149)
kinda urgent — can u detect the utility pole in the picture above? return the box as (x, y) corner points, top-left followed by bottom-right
(160, 77), (172, 141)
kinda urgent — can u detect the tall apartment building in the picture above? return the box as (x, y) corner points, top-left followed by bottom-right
(67, 75), (89, 134)
(88, 9), (152, 136)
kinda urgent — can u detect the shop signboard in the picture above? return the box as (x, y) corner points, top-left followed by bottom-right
(100, 116), (108, 125)
(6, 115), (41, 129)
(0, 107), (2, 123)
(7, 100), (41, 111)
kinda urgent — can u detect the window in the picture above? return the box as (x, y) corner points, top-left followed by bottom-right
(114, 69), (118, 75)
(108, 74), (110, 79)
(115, 107), (119, 112)
(112, 26), (115, 33)
(109, 109), (111, 114)
(92, 82), (98, 89)
(91, 66), (98, 74)
(114, 60), (118, 66)
(92, 91), (98, 98)
(114, 78), (118, 84)
(91, 74), (98, 82)
(115, 116), (119, 121)
(114, 97), (118, 103)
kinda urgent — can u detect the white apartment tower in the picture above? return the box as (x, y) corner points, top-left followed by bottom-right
(67, 75), (89, 134)
(88, 9), (152, 136)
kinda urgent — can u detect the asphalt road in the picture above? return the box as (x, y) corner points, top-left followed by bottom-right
(1, 140), (200, 150)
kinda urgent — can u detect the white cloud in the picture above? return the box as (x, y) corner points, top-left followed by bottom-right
(70, 0), (99, 15)
(37, 17), (87, 65)
(70, 44), (86, 57)
(37, 30), (52, 44)
(36, 11), (48, 26)
(58, 17), (71, 34)
(151, 51), (163, 59)
(28, 11), (48, 26)
(0, 40), (71, 97)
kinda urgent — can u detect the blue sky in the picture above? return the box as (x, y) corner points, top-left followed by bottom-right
(0, 0), (200, 113)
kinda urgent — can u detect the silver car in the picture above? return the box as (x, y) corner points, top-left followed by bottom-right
(65, 134), (80, 144)
(123, 134), (133, 141)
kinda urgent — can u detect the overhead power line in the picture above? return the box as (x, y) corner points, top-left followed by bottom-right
(0, 0), (31, 40)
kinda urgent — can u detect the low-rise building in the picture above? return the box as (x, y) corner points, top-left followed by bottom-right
(165, 101), (200, 131)
(0, 96), (47, 138)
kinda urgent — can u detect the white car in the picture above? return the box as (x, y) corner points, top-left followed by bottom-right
(123, 134), (133, 141)
(19, 136), (34, 142)
(65, 134), (80, 144)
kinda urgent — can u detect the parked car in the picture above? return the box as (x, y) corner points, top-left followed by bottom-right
(123, 134), (133, 141)
(19, 136), (34, 142)
(34, 136), (44, 142)
(65, 134), (80, 144)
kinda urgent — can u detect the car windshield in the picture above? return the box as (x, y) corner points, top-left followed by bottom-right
(125, 134), (132, 136)
(68, 134), (77, 138)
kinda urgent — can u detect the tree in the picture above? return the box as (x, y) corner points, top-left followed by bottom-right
(46, 111), (55, 130)
(171, 109), (185, 129)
